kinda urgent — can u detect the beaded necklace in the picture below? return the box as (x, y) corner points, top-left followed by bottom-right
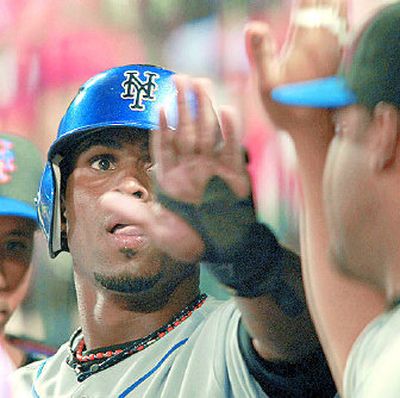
(67, 293), (207, 381)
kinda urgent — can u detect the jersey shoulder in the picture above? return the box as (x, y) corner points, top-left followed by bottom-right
(344, 306), (400, 396)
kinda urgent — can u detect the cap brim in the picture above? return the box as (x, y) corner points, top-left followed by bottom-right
(0, 197), (37, 222)
(271, 76), (358, 108)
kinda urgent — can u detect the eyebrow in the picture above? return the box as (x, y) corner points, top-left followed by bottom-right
(80, 141), (123, 154)
(6, 230), (32, 238)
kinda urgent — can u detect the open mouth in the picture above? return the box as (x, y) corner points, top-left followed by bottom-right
(110, 224), (138, 235)
(107, 223), (147, 252)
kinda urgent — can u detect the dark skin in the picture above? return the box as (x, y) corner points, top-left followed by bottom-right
(63, 132), (201, 349)
(0, 216), (35, 367)
(99, 76), (321, 363)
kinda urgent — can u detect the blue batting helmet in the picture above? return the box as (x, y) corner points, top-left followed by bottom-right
(36, 64), (195, 258)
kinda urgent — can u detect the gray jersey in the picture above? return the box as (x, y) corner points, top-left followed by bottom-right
(344, 305), (400, 398)
(12, 297), (267, 398)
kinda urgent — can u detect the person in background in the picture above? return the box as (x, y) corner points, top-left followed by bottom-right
(0, 132), (55, 368)
(246, 0), (399, 395)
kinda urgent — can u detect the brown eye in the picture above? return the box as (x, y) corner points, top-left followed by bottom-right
(90, 155), (116, 171)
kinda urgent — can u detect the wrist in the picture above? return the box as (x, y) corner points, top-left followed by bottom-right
(205, 223), (304, 317)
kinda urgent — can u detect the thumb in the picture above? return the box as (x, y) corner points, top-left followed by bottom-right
(100, 192), (154, 230)
(244, 21), (280, 98)
(100, 191), (204, 263)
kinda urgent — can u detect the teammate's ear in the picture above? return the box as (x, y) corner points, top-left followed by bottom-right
(370, 102), (399, 172)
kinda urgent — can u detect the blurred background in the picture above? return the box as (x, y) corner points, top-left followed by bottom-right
(1, 0), (390, 349)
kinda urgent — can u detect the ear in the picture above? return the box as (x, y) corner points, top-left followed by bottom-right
(60, 197), (70, 251)
(370, 102), (399, 172)
(61, 196), (68, 228)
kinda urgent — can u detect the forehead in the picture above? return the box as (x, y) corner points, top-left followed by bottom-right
(77, 128), (149, 151)
(67, 128), (152, 165)
(59, 128), (152, 180)
(0, 216), (36, 235)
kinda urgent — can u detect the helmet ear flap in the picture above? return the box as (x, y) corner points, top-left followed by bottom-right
(36, 161), (65, 258)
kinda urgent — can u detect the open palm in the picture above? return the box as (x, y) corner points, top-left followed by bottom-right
(152, 76), (250, 204)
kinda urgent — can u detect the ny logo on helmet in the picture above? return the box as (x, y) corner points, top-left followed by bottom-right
(121, 71), (160, 111)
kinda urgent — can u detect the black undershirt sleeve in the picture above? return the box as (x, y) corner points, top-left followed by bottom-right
(238, 321), (338, 397)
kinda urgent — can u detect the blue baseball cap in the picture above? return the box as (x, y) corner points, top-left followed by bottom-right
(0, 133), (43, 222)
(272, 3), (400, 110)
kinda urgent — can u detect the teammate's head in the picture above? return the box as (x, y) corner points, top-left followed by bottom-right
(37, 64), (198, 310)
(0, 133), (42, 330)
(272, 3), (400, 292)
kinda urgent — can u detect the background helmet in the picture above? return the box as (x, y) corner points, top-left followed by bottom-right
(37, 64), (196, 258)
(0, 133), (42, 223)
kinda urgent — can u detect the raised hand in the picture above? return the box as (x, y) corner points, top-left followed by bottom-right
(245, 0), (347, 135)
(100, 76), (251, 264)
(153, 76), (249, 203)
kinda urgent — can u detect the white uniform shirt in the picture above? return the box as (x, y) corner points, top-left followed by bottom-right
(12, 298), (267, 398)
(344, 305), (400, 398)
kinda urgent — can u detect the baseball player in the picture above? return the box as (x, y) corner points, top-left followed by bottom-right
(246, 0), (399, 396)
(13, 65), (336, 397)
(0, 132), (55, 369)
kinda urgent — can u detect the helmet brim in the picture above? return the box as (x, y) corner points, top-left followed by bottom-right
(271, 76), (358, 108)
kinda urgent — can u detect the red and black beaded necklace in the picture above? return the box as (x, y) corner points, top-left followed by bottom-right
(67, 293), (207, 382)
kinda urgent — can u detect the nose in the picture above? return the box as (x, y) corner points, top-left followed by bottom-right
(114, 176), (150, 201)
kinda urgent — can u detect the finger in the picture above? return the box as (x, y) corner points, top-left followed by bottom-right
(192, 78), (220, 155)
(100, 191), (204, 263)
(174, 75), (197, 156)
(219, 106), (245, 172)
(244, 21), (280, 97)
(152, 108), (178, 175)
(100, 192), (154, 228)
(218, 107), (251, 199)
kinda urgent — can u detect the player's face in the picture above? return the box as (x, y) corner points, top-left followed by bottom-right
(64, 131), (197, 305)
(323, 105), (382, 284)
(0, 216), (35, 330)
